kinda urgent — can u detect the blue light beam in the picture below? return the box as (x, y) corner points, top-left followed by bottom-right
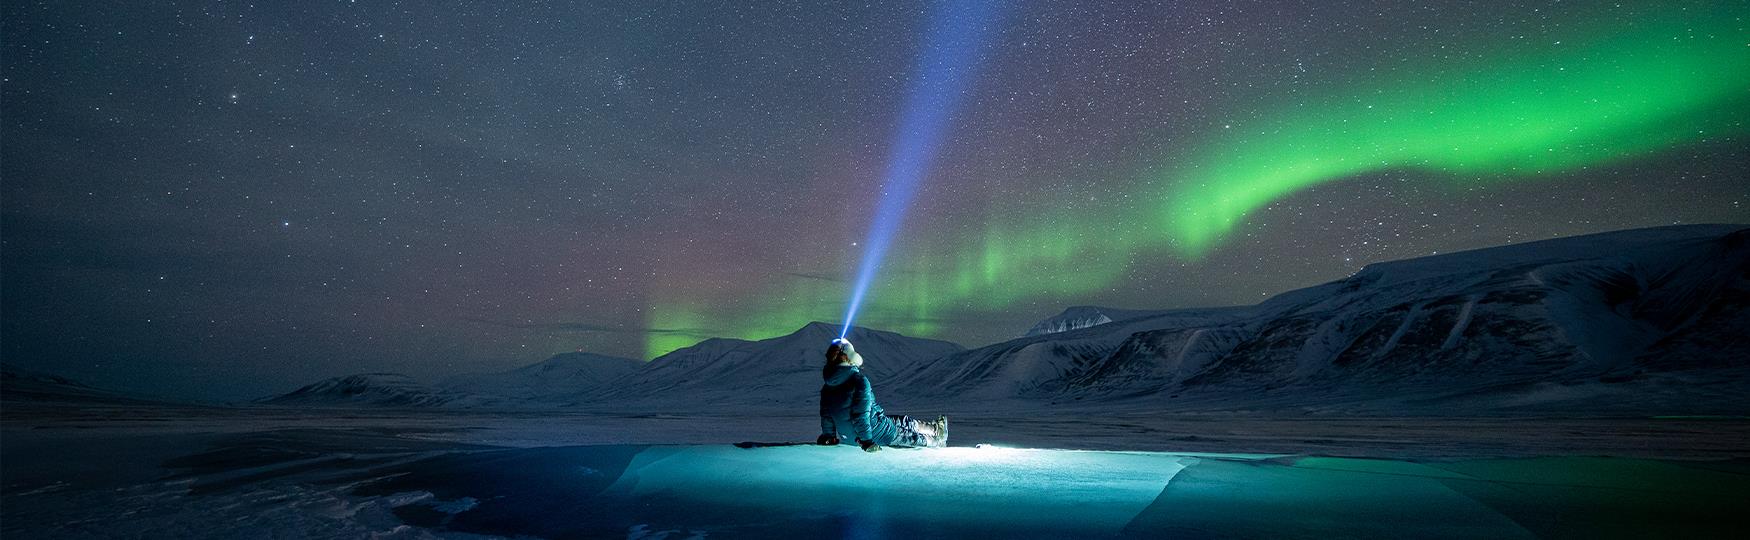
(840, 0), (1007, 338)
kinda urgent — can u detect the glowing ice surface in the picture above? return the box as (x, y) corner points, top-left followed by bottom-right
(610, 445), (1193, 535)
(344, 444), (1746, 538)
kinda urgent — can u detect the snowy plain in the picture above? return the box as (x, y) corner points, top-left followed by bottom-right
(4, 403), (1749, 539)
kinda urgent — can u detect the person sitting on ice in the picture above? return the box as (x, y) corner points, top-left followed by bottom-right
(817, 338), (947, 452)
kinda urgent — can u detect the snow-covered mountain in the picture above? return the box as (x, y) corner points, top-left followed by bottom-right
(582, 322), (965, 409)
(891, 307), (1252, 401)
(898, 224), (1750, 415)
(1024, 306), (1177, 336)
(439, 352), (643, 402)
(262, 373), (497, 408)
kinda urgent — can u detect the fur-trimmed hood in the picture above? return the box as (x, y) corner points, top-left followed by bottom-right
(829, 338), (863, 364)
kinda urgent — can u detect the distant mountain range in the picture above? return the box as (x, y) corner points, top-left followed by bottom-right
(0, 362), (176, 406)
(584, 321), (964, 408)
(262, 373), (498, 408)
(11, 224), (1747, 415)
(253, 322), (963, 409)
(439, 352), (644, 401)
(894, 223), (1750, 415)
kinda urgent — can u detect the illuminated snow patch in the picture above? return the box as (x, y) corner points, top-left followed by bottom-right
(600, 444), (1193, 534)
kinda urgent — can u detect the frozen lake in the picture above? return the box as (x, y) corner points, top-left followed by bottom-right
(4, 406), (1748, 538)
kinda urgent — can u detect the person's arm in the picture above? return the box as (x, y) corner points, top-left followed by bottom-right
(818, 407), (840, 445)
(849, 378), (877, 450)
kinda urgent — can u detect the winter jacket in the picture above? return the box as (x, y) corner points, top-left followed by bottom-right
(819, 363), (898, 444)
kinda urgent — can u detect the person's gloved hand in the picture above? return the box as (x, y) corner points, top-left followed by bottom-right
(817, 433), (840, 446)
(859, 439), (880, 453)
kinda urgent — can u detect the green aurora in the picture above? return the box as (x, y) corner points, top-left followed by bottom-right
(1163, 11), (1750, 255)
(643, 8), (1750, 358)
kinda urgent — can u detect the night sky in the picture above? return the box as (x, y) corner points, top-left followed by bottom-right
(4, 1), (1746, 401)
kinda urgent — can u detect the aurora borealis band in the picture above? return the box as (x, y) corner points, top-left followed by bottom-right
(1159, 13), (1750, 256)
(646, 3), (1750, 358)
(5, 1), (1747, 399)
(840, 0), (1006, 338)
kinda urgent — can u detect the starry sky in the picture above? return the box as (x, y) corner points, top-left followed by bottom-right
(4, 1), (1746, 401)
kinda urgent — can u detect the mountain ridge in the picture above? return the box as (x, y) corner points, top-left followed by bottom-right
(897, 224), (1750, 415)
(38, 224), (1749, 415)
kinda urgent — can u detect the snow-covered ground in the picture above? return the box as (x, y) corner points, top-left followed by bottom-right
(4, 406), (1748, 538)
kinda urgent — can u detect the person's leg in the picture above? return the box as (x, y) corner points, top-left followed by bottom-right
(862, 412), (904, 447)
(884, 414), (935, 447)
